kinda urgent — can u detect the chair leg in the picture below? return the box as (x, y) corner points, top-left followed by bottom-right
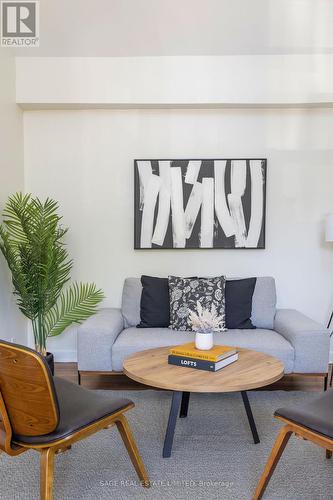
(326, 449), (332, 459)
(115, 415), (150, 487)
(40, 448), (55, 500)
(253, 426), (293, 500)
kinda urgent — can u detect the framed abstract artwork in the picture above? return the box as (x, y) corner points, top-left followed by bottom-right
(134, 159), (266, 249)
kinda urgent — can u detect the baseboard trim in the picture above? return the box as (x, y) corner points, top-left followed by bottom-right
(52, 349), (77, 362)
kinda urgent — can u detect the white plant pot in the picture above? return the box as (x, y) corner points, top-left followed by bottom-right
(195, 331), (214, 350)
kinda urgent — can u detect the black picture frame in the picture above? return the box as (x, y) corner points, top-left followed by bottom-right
(134, 158), (267, 250)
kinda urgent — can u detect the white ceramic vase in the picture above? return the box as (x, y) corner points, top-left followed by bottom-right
(195, 331), (214, 350)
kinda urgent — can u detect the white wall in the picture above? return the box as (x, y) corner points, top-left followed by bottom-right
(16, 55), (333, 107)
(23, 108), (333, 359)
(13, 0), (333, 57)
(0, 50), (27, 344)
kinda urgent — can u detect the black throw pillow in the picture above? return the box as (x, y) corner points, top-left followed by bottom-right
(225, 278), (257, 329)
(137, 276), (170, 328)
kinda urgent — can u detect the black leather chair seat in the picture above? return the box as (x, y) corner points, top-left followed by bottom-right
(275, 389), (333, 439)
(13, 377), (132, 445)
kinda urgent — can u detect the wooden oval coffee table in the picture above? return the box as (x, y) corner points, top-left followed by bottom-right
(124, 347), (284, 457)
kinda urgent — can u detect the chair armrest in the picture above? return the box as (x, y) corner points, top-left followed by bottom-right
(77, 308), (124, 371)
(274, 309), (330, 373)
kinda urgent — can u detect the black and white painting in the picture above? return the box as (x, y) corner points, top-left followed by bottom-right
(134, 159), (266, 249)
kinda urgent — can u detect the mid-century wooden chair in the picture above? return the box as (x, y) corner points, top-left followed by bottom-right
(0, 340), (149, 499)
(253, 389), (333, 499)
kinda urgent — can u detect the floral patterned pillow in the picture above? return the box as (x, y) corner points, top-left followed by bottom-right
(168, 276), (226, 331)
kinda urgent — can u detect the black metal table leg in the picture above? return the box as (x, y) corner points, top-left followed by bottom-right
(163, 391), (182, 458)
(241, 391), (260, 444)
(179, 392), (190, 418)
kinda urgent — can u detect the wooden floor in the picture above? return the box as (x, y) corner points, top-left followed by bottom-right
(55, 362), (333, 392)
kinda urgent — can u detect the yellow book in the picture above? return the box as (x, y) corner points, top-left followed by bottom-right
(169, 342), (237, 362)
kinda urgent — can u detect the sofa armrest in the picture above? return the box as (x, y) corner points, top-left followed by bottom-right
(77, 308), (124, 371)
(274, 309), (330, 373)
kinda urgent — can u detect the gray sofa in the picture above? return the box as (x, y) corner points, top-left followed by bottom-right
(77, 277), (330, 377)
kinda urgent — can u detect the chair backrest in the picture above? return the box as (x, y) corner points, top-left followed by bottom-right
(0, 340), (59, 437)
(121, 276), (277, 329)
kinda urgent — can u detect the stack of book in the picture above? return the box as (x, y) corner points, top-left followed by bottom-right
(168, 342), (238, 372)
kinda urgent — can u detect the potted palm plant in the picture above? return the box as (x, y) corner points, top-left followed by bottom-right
(0, 193), (104, 373)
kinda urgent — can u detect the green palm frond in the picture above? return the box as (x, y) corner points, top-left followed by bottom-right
(45, 282), (104, 337)
(3, 193), (64, 246)
(2, 192), (32, 243)
(0, 193), (73, 316)
(0, 227), (37, 319)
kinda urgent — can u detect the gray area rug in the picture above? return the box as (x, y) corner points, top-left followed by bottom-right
(1, 390), (332, 500)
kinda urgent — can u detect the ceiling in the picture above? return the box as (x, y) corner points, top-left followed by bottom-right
(11, 0), (333, 57)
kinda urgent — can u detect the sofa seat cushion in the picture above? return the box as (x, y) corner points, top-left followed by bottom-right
(112, 327), (294, 373)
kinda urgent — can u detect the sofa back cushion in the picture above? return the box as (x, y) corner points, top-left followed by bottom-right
(248, 277), (276, 329)
(121, 276), (276, 329)
(122, 278), (142, 328)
